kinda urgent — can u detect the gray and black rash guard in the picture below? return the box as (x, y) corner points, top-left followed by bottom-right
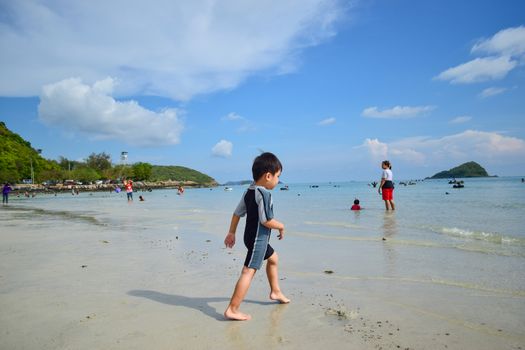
(234, 184), (275, 269)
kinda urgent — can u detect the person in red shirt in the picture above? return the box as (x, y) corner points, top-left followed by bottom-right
(351, 199), (361, 211)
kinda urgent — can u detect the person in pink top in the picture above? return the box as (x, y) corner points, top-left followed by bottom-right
(124, 179), (133, 201)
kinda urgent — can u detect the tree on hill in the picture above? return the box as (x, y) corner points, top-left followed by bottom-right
(132, 162), (153, 181)
(150, 165), (216, 184)
(0, 121), (61, 183)
(429, 161), (490, 179)
(85, 152), (112, 173)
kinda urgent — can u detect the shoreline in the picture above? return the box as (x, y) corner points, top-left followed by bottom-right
(6, 180), (218, 195)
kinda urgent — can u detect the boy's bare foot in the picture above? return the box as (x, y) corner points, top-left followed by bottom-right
(224, 307), (252, 321)
(270, 291), (290, 304)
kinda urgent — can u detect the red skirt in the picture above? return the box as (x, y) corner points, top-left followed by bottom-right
(382, 188), (393, 201)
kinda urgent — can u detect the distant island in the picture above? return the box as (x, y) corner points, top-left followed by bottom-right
(222, 180), (252, 186)
(428, 161), (493, 179)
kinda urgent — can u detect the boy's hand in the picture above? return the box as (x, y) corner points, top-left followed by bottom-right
(224, 232), (236, 248)
(277, 227), (285, 240)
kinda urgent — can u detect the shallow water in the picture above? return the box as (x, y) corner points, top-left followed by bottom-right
(3, 177), (524, 290)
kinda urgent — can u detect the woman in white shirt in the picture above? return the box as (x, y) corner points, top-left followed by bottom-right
(378, 160), (395, 210)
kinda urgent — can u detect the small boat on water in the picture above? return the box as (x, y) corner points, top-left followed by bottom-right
(224, 187), (233, 191)
(452, 180), (464, 188)
(280, 185), (289, 191)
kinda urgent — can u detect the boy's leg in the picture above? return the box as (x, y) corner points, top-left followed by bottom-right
(224, 266), (256, 321)
(389, 200), (395, 210)
(384, 200), (390, 210)
(266, 253), (290, 304)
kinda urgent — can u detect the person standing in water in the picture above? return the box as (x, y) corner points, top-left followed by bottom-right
(124, 179), (133, 201)
(378, 160), (395, 210)
(2, 183), (12, 205)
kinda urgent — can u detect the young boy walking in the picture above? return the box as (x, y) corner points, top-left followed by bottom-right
(224, 152), (290, 321)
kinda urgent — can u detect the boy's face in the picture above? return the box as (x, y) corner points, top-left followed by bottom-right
(264, 170), (281, 190)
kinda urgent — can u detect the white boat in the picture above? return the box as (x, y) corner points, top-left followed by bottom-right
(224, 187), (233, 191)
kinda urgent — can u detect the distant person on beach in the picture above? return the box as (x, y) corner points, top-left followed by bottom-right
(351, 199), (361, 211)
(378, 160), (395, 210)
(177, 186), (184, 195)
(2, 183), (12, 204)
(223, 152), (290, 321)
(139, 195), (145, 201)
(124, 180), (133, 201)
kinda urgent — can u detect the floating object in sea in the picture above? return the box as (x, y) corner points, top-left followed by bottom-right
(280, 185), (289, 191)
(224, 187), (233, 191)
(452, 180), (464, 188)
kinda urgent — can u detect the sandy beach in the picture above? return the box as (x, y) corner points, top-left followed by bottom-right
(1, 182), (524, 350)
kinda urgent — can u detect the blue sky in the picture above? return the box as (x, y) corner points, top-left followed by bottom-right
(1, 0), (524, 183)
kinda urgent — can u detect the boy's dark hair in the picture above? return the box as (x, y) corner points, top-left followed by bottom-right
(382, 160), (392, 169)
(252, 152), (282, 181)
(354, 199), (360, 205)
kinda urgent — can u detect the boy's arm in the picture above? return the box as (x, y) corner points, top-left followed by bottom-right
(224, 214), (241, 248)
(262, 218), (285, 240)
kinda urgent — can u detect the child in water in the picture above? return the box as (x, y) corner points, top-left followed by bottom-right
(351, 199), (361, 210)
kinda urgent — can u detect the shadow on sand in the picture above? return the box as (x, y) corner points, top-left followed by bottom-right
(128, 290), (275, 321)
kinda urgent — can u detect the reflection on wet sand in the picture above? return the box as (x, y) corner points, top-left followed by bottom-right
(382, 211), (398, 276)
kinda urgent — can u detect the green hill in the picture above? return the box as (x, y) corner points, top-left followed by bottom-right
(429, 161), (490, 179)
(150, 165), (217, 185)
(0, 121), (61, 183)
(0, 121), (217, 186)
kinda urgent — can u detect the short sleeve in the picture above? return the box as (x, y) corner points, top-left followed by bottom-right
(233, 191), (247, 217)
(255, 188), (274, 224)
(382, 169), (388, 179)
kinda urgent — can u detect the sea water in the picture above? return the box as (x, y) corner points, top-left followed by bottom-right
(3, 177), (524, 291)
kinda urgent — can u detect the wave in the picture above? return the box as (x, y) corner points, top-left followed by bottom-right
(431, 226), (525, 246)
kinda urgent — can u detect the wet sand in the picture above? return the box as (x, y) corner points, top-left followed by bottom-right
(1, 199), (524, 350)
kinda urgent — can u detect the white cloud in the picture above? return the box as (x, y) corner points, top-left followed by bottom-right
(221, 111), (256, 132)
(472, 26), (525, 57)
(212, 140), (233, 158)
(0, 0), (345, 99)
(318, 117), (336, 126)
(478, 87), (507, 98)
(435, 56), (517, 84)
(449, 115), (472, 124)
(361, 130), (525, 165)
(362, 105), (435, 119)
(38, 77), (183, 146)
(436, 26), (525, 85)
(362, 138), (388, 159)
(222, 112), (244, 121)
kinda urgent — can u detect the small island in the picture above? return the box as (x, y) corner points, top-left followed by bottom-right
(427, 161), (492, 179)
